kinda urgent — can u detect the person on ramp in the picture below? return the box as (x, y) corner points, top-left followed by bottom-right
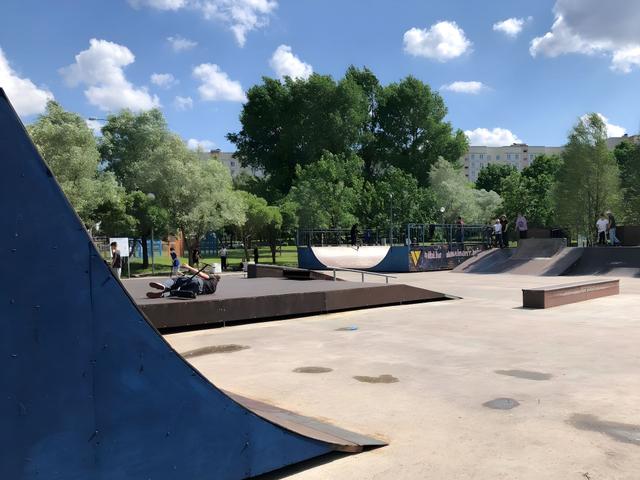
(146, 264), (220, 299)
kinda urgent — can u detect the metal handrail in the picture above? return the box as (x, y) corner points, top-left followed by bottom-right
(326, 266), (397, 284)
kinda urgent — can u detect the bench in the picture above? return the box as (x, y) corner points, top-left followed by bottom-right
(522, 279), (619, 309)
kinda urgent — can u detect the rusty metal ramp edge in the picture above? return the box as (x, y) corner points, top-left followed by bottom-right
(227, 392), (386, 453)
(0, 88), (382, 480)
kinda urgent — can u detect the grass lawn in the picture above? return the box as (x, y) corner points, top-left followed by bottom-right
(121, 245), (299, 276)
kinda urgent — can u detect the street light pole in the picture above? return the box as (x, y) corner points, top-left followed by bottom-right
(389, 193), (393, 245)
(148, 193), (156, 275)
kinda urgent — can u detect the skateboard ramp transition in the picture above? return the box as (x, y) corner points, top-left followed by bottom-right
(311, 246), (390, 270)
(453, 238), (577, 275)
(454, 238), (640, 277)
(0, 89), (383, 480)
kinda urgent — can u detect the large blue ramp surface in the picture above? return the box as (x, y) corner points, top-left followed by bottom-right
(0, 89), (380, 479)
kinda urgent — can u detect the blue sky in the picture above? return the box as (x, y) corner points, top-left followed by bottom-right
(1, 0), (639, 150)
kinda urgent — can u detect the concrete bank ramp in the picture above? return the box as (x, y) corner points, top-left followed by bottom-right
(0, 89), (382, 480)
(454, 238), (572, 275)
(562, 247), (640, 277)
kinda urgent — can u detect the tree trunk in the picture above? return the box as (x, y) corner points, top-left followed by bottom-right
(141, 235), (149, 268)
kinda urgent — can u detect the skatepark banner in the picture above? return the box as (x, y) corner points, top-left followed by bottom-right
(409, 244), (485, 272)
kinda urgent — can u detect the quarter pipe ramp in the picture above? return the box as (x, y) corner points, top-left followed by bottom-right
(0, 89), (381, 480)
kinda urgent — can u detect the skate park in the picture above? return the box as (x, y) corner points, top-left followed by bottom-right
(4, 77), (640, 478)
(4, 3), (640, 474)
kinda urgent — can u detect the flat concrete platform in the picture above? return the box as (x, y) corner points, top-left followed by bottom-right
(166, 271), (640, 479)
(125, 276), (449, 330)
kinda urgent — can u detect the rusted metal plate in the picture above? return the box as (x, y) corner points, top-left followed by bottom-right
(523, 280), (619, 309)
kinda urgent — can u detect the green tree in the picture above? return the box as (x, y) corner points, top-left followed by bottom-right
(475, 163), (517, 195)
(614, 141), (640, 223)
(376, 76), (468, 185)
(228, 74), (369, 198)
(236, 192), (282, 262)
(288, 151), (364, 228)
(429, 158), (501, 223)
(28, 101), (128, 231)
(555, 114), (621, 241)
(138, 135), (246, 257)
(500, 154), (563, 227)
(358, 167), (435, 233)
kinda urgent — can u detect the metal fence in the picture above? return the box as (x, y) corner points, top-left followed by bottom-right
(297, 224), (491, 247)
(406, 224), (490, 246)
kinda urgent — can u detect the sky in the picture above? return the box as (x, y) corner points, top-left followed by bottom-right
(1, 0), (639, 150)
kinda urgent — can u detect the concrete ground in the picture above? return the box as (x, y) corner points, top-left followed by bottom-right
(165, 271), (640, 480)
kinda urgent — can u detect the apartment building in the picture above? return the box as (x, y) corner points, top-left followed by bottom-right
(462, 134), (639, 182)
(199, 149), (264, 178)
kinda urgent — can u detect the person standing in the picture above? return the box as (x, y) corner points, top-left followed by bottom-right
(350, 223), (358, 246)
(516, 213), (528, 240)
(170, 246), (180, 277)
(493, 219), (503, 249)
(191, 247), (200, 267)
(110, 241), (122, 279)
(607, 211), (620, 246)
(219, 245), (228, 271)
(500, 215), (509, 248)
(596, 213), (609, 246)
(253, 245), (259, 264)
(455, 216), (465, 243)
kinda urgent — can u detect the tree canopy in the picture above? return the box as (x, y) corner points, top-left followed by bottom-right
(554, 113), (620, 239)
(28, 101), (129, 232)
(228, 67), (467, 198)
(475, 163), (517, 195)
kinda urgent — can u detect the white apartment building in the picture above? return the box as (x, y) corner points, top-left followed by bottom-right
(462, 134), (639, 182)
(199, 149), (264, 178)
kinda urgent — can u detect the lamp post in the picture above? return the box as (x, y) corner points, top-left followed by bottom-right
(389, 193), (394, 245)
(147, 193), (156, 275)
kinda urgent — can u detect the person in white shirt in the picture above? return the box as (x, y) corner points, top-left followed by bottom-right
(493, 219), (503, 248)
(596, 213), (609, 245)
(516, 213), (528, 240)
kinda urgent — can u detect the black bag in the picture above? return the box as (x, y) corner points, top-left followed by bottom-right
(168, 277), (200, 299)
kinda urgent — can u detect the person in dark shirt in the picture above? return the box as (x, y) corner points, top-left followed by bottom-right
(499, 215), (509, 248)
(191, 247), (200, 267)
(350, 223), (358, 246)
(607, 211), (621, 246)
(110, 241), (122, 278)
(146, 264), (219, 299)
(253, 246), (259, 264)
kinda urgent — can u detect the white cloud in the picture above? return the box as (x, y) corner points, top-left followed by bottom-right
(187, 138), (216, 151)
(85, 118), (103, 136)
(581, 113), (626, 137)
(269, 45), (312, 80)
(173, 95), (193, 110)
(493, 17), (530, 38)
(403, 21), (472, 61)
(133, 1), (277, 47)
(531, 0), (640, 73)
(196, 0), (278, 47)
(167, 35), (198, 52)
(129, 0), (186, 9)
(465, 128), (522, 147)
(60, 39), (159, 112)
(0, 46), (53, 116)
(441, 81), (487, 94)
(193, 63), (246, 102)
(150, 72), (178, 88)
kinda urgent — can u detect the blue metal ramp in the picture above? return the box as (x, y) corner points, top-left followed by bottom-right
(0, 89), (382, 480)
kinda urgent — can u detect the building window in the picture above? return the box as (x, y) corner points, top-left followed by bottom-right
(479, 154), (484, 159)
(515, 154), (519, 160)
(230, 161), (235, 166)
(506, 154), (511, 160)
(471, 154), (475, 160)
(496, 155), (500, 160)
